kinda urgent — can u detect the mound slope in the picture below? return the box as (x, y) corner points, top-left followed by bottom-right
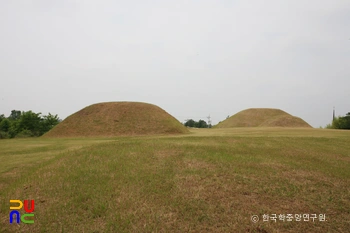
(44, 102), (189, 137)
(216, 108), (312, 128)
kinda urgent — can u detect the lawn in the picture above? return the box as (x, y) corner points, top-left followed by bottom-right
(0, 128), (349, 232)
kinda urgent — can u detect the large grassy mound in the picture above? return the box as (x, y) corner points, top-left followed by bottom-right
(216, 108), (312, 128)
(44, 102), (189, 137)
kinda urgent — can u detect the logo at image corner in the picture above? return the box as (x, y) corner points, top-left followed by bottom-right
(9, 200), (35, 224)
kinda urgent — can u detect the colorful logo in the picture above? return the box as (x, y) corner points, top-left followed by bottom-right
(9, 200), (35, 224)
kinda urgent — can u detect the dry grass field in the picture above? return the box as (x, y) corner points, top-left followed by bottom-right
(0, 128), (349, 232)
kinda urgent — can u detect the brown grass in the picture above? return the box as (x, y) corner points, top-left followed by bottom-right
(43, 102), (189, 137)
(216, 108), (312, 128)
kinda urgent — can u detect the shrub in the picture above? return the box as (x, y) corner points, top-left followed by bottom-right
(0, 131), (10, 139)
(15, 129), (34, 138)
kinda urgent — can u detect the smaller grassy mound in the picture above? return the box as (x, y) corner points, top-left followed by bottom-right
(44, 102), (189, 137)
(216, 108), (311, 128)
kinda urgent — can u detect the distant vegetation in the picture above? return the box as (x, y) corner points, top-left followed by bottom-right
(184, 119), (211, 128)
(0, 110), (61, 139)
(326, 112), (350, 130)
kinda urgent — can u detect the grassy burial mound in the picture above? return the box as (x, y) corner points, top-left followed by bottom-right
(44, 102), (189, 137)
(216, 108), (312, 128)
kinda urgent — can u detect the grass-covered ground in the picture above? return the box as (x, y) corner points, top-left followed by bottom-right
(0, 128), (349, 232)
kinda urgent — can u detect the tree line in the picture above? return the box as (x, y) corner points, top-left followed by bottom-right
(0, 110), (61, 139)
(184, 119), (211, 128)
(326, 112), (350, 129)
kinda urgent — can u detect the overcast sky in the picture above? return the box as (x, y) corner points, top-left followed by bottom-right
(1, 0), (349, 127)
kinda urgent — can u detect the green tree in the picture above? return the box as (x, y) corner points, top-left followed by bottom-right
(0, 114), (8, 138)
(0, 114), (5, 123)
(18, 111), (42, 136)
(197, 119), (208, 128)
(0, 118), (11, 132)
(41, 113), (60, 134)
(0, 110), (61, 139)
(8, 120), (20, 138)
(184, 119), (195, 127)
(339, 112), (350, 129)
(328, 112), (350, 130)
(8, 110), (21, 120)
(185, 119), (209, 128)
